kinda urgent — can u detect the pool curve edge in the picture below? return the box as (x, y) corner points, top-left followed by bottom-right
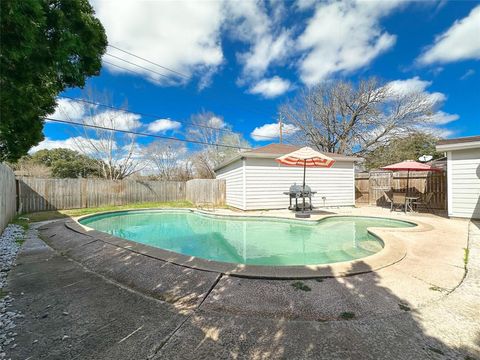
(65, 208), (429, 279)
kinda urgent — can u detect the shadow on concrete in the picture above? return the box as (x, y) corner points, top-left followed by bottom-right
(4, 218), (479, 359)
(154, 261), (479, 359)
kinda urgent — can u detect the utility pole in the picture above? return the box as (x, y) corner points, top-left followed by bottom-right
(278, 113), (283, 144)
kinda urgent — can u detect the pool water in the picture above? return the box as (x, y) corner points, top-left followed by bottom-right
(79, 211), (415, 266)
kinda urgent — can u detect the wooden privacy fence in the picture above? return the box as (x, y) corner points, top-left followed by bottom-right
(186, 179), (226, 206)
(355, 171), (447, 209)
(0, 163), (16, 233)
(17, 178), (189, 213)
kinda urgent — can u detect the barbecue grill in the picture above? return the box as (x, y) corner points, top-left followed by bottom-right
(283, 183), (317, 211)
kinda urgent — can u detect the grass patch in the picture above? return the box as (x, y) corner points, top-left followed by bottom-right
(463, 248), (469, 268)
(15, 238), (25, 245)
(291, 281), (311, 292)
(19, 201), (195, 223)
(398, 303), (411, 311)
(11, 216), (29, 230)
(339, 312), (355, 320)
(427, 346), (445, 355)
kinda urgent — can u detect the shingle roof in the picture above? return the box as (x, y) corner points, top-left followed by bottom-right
(437, 136), (480, 145)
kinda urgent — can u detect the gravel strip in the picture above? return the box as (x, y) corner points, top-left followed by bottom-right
(0, 224), (25, 359)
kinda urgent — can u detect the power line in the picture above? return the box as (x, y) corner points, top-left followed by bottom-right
(107, 44), (189, 79)
(105, 53), (173, 80)
(58, 95), (293, 140)
(44, 117), (253, 150)
(103, 50), (279, 119)
(103, 60), (165, 84)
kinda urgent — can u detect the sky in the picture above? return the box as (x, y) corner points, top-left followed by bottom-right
(35, 0), (480, 154)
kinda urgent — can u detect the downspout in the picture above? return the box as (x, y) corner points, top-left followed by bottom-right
(242, 157), (247, 210)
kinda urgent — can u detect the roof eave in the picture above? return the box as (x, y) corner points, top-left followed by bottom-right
(214, 152), (363, 172)
(436, 141), (480, 152)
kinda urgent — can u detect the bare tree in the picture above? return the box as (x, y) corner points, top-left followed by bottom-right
(61, 90), (147, 180)
(186, 112), (250, 178)
(280, 78), (436, 155)
(145, 140), (189, 180)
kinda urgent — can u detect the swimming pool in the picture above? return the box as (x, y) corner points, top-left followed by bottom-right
(79, 210), (415, 266)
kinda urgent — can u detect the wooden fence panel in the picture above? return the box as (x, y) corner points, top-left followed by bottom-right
(17, 178), (188, 213)
(369, 171), (392, 206)
(354, 173), (369, 204)
(355, 171), (446, 209)
(0, 163), (17, 233)
(186, 179), (226, 206)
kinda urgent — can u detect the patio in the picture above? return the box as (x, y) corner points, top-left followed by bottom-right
(3, 207), (479, 359)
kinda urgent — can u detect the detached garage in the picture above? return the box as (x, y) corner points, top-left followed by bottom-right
(214, 144), (360, 210)
(436, 136), (480, 219)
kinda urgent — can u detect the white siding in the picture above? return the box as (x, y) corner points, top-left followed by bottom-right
(216, 160), (245, 209)
(449, 148), (480, 219)
(244, 158), (355, 210)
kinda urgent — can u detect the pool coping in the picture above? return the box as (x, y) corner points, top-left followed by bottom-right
(61, 208), (433, 279)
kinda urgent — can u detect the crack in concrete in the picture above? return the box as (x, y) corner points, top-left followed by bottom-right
(148, 273), (223, 359)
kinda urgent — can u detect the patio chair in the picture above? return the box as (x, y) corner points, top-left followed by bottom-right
(413, 192), (435, 213)
(391, 192), (406, 212)
(383, 191), (393, 209)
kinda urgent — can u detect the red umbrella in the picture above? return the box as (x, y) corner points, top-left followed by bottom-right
(381, 160), (442, 195)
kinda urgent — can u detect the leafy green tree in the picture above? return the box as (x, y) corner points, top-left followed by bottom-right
(31, 148), (101, 178)
(364, 132), (442, 170)
(0, 0), (107, 162)
(13, 148), (101, 178)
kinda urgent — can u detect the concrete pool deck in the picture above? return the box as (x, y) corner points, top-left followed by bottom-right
(4, 207), (479, 359)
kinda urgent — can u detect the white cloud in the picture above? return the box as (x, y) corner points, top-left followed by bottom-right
(418, 5), (480, 65)
(238, 31), (293, 79)
(49, 99), (141, 132)
(29, 136), (107, 154)
(49, 98), (87, 121)
(224, 1), (293, 82)
(297, 1), (402, 85)
(385, 77), (446, 106)
(251, 122), (299, 141)
(384, 77), (459, 133)
(249, 76), (291, 98)
(460, 69), (475, 80)
(92, 1), (224, 85)
(147, 119), (182, 133)
(295, 0), (317, 11)
(207, 116), (226, 129)
(418, 111), (459, 125)
(82, 111), (142, 131)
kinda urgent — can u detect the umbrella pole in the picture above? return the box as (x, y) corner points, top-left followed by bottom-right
(302, 160), (306, 212)
(407, 170), (410, 196)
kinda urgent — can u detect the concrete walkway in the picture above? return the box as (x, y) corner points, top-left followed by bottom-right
(4, 217), (480, 359)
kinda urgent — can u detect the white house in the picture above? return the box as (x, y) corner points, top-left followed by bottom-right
(214, 144), (361, 210)
(436, 136), (480, 219)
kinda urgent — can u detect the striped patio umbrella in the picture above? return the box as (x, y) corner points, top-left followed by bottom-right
(276, 146), (335, 192)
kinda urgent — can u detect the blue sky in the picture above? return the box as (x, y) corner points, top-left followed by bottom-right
(36, 0), (480, 153)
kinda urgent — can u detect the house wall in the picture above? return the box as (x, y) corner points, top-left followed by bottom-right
(243, 158), (355, 210)
(447, 148), (480, 219)
(215, 160), (245, 209)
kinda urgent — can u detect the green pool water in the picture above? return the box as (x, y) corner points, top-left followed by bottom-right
(79, 210), (415, 266)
